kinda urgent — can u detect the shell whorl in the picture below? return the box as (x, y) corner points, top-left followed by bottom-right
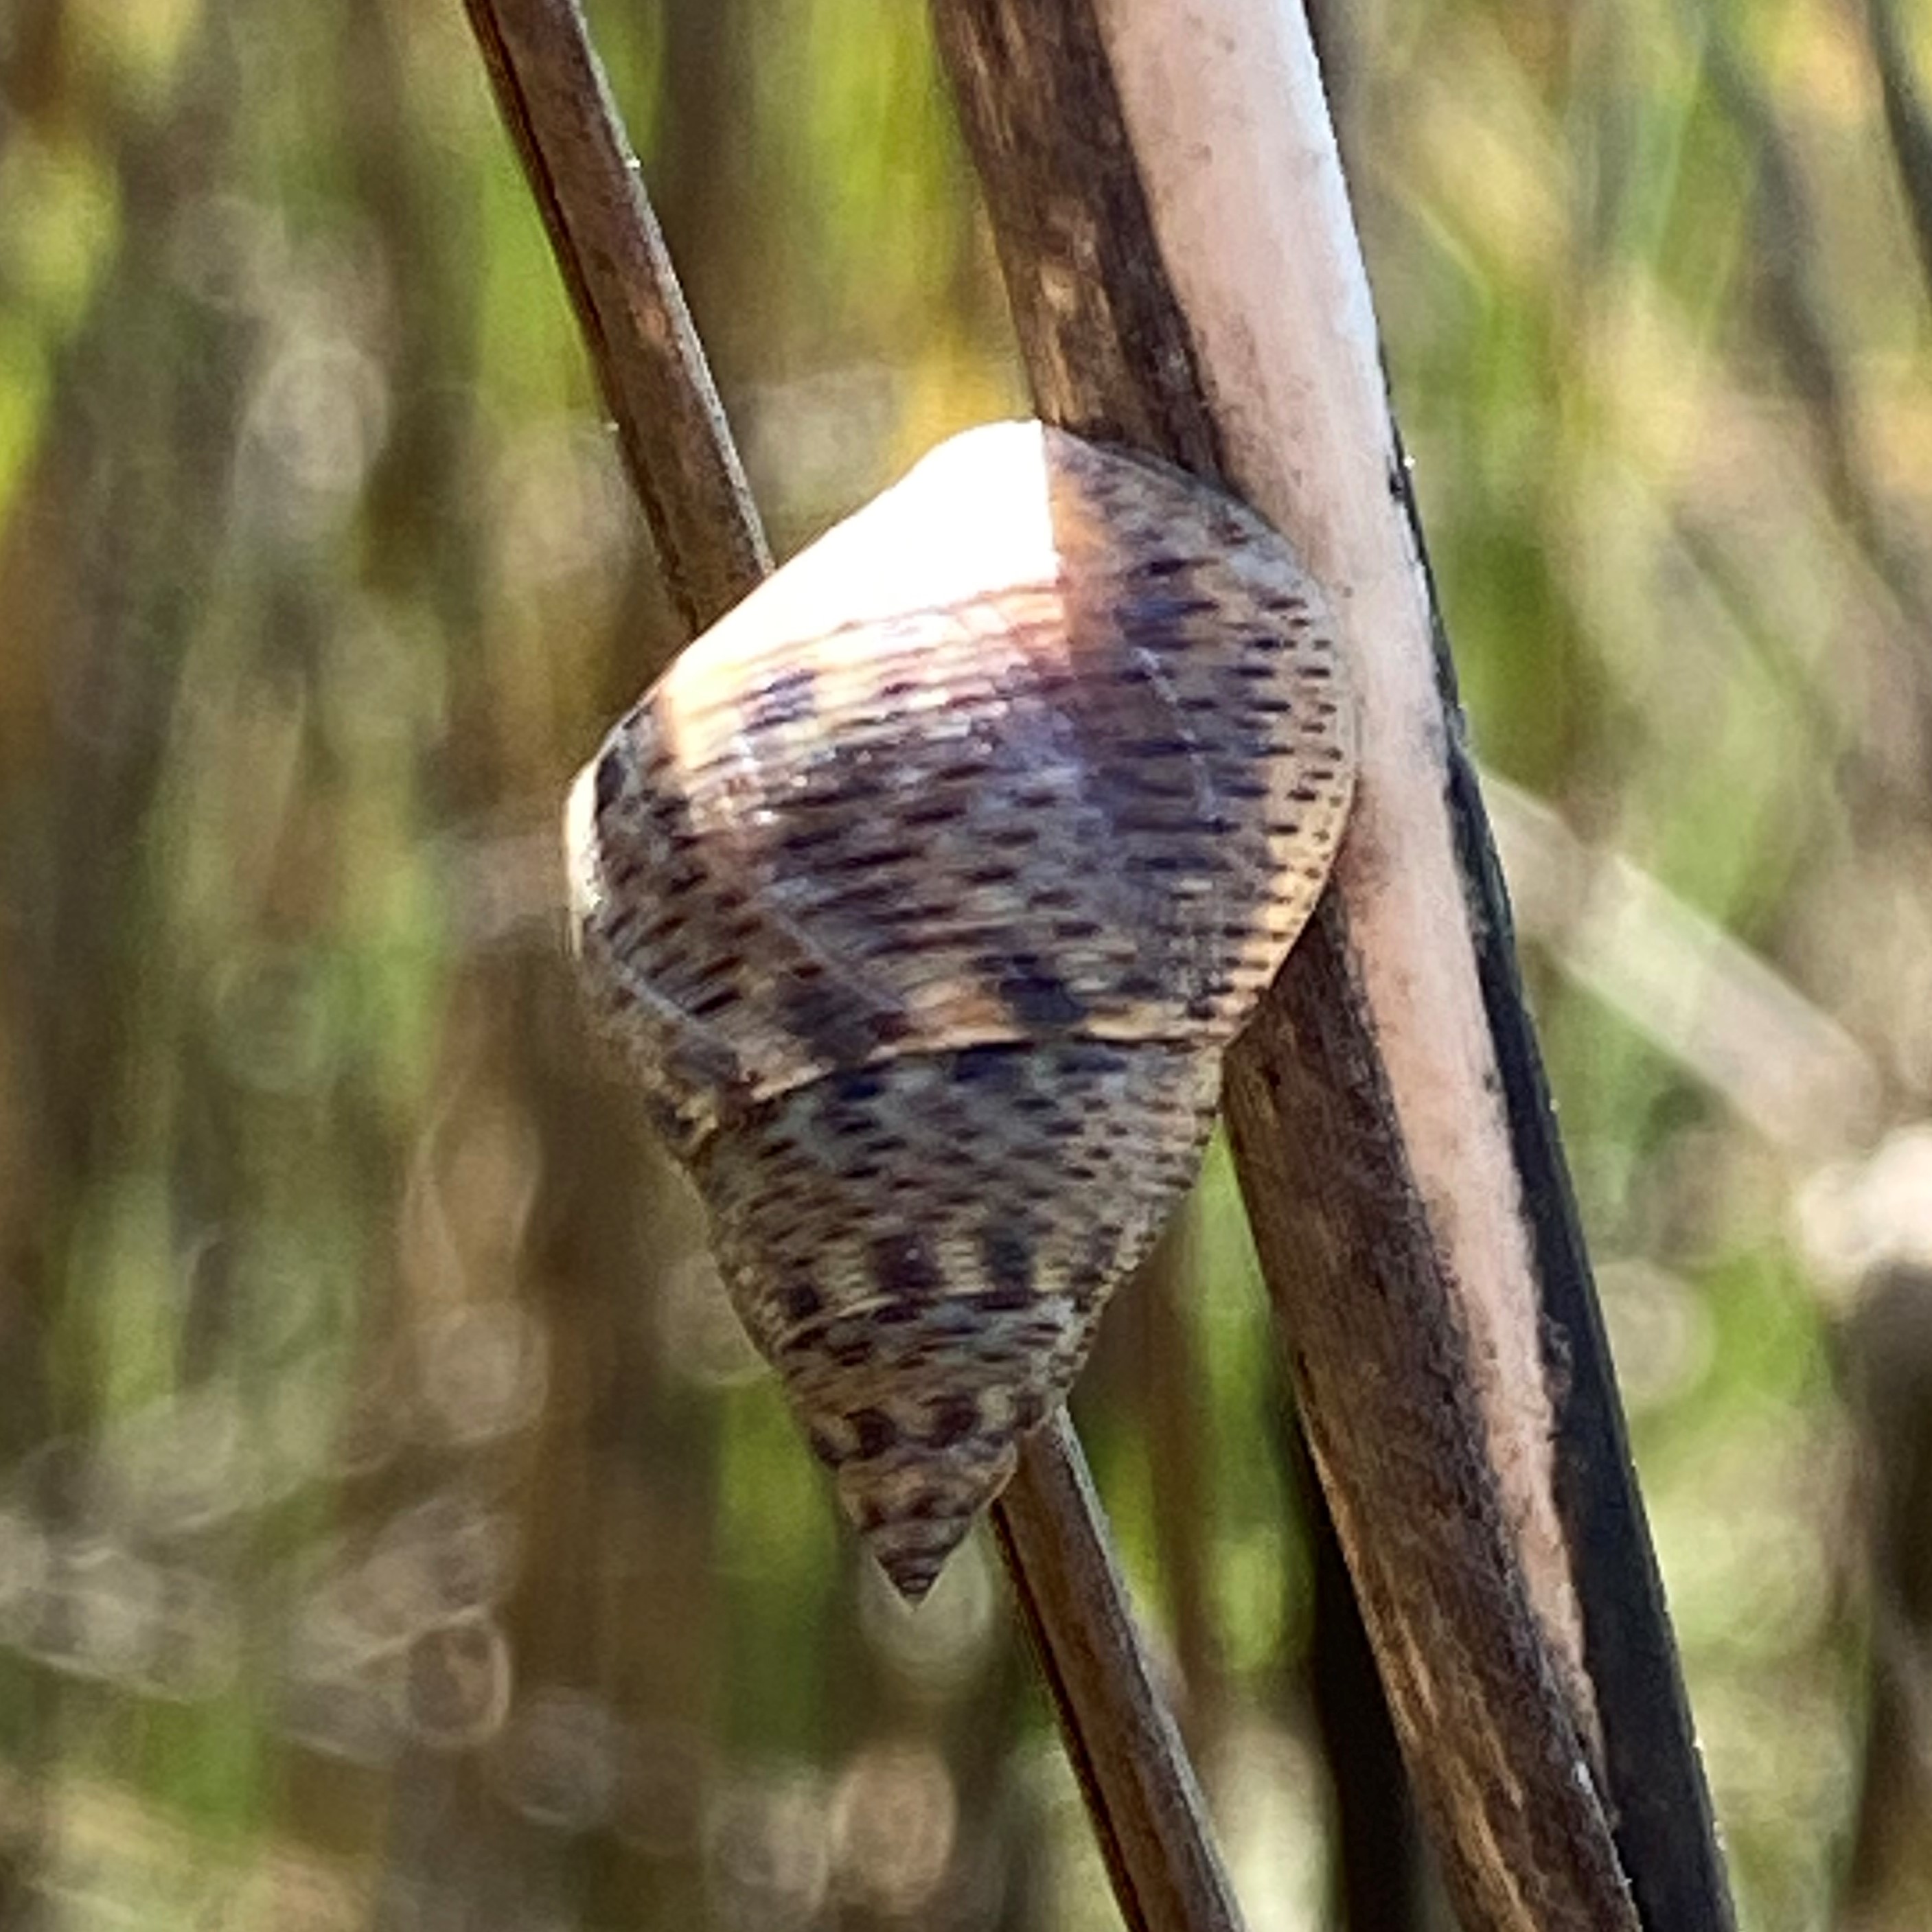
(566, 422), (1355, 1600)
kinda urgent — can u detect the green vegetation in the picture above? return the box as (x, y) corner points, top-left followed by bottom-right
(1, 1), (1928, 1926)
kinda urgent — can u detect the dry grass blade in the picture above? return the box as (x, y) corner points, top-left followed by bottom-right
(458, 4), (1243, 1929)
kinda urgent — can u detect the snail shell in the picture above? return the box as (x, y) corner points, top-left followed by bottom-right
(566, 422), (1355, 1600)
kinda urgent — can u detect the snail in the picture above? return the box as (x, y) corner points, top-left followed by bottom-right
(565, 421), (1355, 1601)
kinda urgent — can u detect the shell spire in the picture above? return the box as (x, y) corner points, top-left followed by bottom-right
(566, 421), (1355, 1600)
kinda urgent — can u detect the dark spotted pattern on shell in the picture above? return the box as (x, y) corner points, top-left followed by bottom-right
(566, 422), (1356, 1600)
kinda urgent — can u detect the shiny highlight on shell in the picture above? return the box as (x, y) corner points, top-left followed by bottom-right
(566, 422), (1356, 1600)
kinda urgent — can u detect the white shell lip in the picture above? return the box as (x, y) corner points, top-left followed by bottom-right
(564, 421), (1063, 934)
(653, 421), (1060, 744)
(562, 752), (607, 943)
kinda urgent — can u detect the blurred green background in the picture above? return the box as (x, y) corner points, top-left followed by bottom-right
(2, 0), (1931, 1927)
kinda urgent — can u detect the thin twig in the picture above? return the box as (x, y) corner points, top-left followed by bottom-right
(995, 1414), (1243, 1932)
(458, 5), (1241, 1929)
(462, 0), (768, 633)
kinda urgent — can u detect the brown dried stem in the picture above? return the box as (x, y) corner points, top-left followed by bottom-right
(461, 0), (767, 634)
(931, 2), (1732, 1927)
(458, 5), (1241, 1929)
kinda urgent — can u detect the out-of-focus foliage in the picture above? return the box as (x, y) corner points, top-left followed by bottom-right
(0, 0), (1929, 1927)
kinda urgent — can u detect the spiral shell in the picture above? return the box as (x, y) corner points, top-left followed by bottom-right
(566, 422), (1355, 1600)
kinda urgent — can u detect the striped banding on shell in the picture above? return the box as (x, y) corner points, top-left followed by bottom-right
(566, 421), (1356, 1600)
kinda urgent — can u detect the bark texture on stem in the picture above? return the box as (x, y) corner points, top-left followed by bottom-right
(931, 3), (1733, 1927)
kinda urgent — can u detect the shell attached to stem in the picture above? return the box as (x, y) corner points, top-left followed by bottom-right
(566, 422), (1355, 1600)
